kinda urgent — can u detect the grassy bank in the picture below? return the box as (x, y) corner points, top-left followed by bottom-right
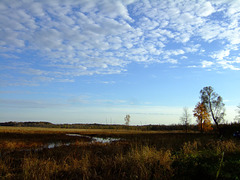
(0, 127), (240, 179)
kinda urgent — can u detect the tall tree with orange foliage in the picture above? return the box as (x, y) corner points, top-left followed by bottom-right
(200, 86), (225, 135)
(193, 102), (213, 133)
(202, 118), (213, 132)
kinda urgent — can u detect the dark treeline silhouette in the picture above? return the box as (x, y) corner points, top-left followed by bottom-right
(1, 121), (239, 135)
(0, 121), (55, 128)
(0, 121), (195, 130)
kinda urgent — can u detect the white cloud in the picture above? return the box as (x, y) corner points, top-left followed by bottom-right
(100, 81), (116, 84)
(21, 68), (48, 76)
(0, 98), (65, 108)
(234, 57), (240, 63)
(57, 79), (75, 83)
(217, 61), (240, 70)
(101, 1), (133, 21)
(211, 49), (230, 60)
(138, 16), (159, 30)
(187, 65), (197, 68)
(1, 0), (240, 85)
(201, 60), (214, 68)
(184, 44), (201, 53)
(226, 0), (240, 15)
(210, 47), (240, 70)
(163, 49), (185, 60)
(196, 1), (215, 17)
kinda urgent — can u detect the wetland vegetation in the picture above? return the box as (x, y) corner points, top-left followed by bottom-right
(0, 125), (240, 179)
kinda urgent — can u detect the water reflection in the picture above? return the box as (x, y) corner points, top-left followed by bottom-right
(66, 134), (121, 143)
(92, 136), (121, 143)
(19, 134), (122, 151)
(43, 134), (121, 149)
(45, 142), (71, 149)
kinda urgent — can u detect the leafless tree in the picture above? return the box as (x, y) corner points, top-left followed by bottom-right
(180, 107), (191, 133)
(235, 105), (240, 123)
(124, 114), (130, 126)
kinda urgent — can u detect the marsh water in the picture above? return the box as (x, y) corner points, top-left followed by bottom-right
(66, 134), (121, 143)
(42, 134), (121, 149)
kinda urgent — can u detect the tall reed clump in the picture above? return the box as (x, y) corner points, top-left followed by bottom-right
(215, 140), (238, 154)
(0, 155), (13, 179)
(113, 146), (173, 179)
(23, 155), (58, 180)
(173, 139), (240, 179)
(181, 140), (200, 157)
(22, 153), (92, 180)
(56, 153), (91, 179)
(0, 140), (42, 150)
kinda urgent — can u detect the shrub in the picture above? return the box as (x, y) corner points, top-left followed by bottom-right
(113, 146), (173, 179)
(207, 140), (238, 154)
(181, 141), (200, 157)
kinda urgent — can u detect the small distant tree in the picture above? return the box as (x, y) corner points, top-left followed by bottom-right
(193, 102), (213, 133)
(234, 105), (240, 123)
(180, 107), (191, 133)
(200, 86), (225, 135)
(124, 114), (130, 126)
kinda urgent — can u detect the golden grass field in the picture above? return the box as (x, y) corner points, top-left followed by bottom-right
(0, 126), (187, 134)
(1, 126), (240, 179)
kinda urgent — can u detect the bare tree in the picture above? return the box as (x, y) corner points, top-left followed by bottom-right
(200, 86), (225, 135)
(124, 114), (130, 126)
(235, 105), (240, 123)
(180, 107), (191, 133)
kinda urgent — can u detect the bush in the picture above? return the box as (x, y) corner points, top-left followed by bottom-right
(114, 146), (173, 179)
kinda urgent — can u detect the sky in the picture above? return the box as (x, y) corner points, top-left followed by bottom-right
(1, 0), (240, 125)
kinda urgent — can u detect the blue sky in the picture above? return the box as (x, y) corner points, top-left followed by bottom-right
(1, 0), (240, 125)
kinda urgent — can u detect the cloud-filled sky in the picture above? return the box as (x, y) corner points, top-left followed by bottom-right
(1, 0), (240, 125)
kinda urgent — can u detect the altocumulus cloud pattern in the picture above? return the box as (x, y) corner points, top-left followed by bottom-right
(1, 0), (240, 86)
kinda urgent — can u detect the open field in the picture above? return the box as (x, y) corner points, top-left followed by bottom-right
(0, 126), (191, 134)
(1, 126), (240, 179)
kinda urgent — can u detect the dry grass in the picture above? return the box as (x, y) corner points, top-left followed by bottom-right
(0, 126), (190, 135)
(123, 146), (173, 179)
(207, 139), (240, 154)
(1, 126), (240, 179)
(0, 140), (42, 150)
(0, 126), (94, 134)
(181, 141), (200, 156)
(20, 145), (173, 180)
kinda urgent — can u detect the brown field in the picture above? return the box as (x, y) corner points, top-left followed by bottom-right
(1, 126), (240, 179)
(0, 126), (189, 134)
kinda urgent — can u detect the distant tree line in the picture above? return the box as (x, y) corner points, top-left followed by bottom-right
(0, 121), (198, 131)
(1, 121), (239, 136)
(0, 121), (55, 128)
(0, 121), (199, 131)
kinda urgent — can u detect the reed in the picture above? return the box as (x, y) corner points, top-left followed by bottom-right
(0, 127), (240, 179)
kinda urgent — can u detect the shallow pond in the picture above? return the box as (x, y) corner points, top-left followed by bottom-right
(40, 134), (122, 149)
(13, 134), (122, 152)
(66, 134), (121, 143)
